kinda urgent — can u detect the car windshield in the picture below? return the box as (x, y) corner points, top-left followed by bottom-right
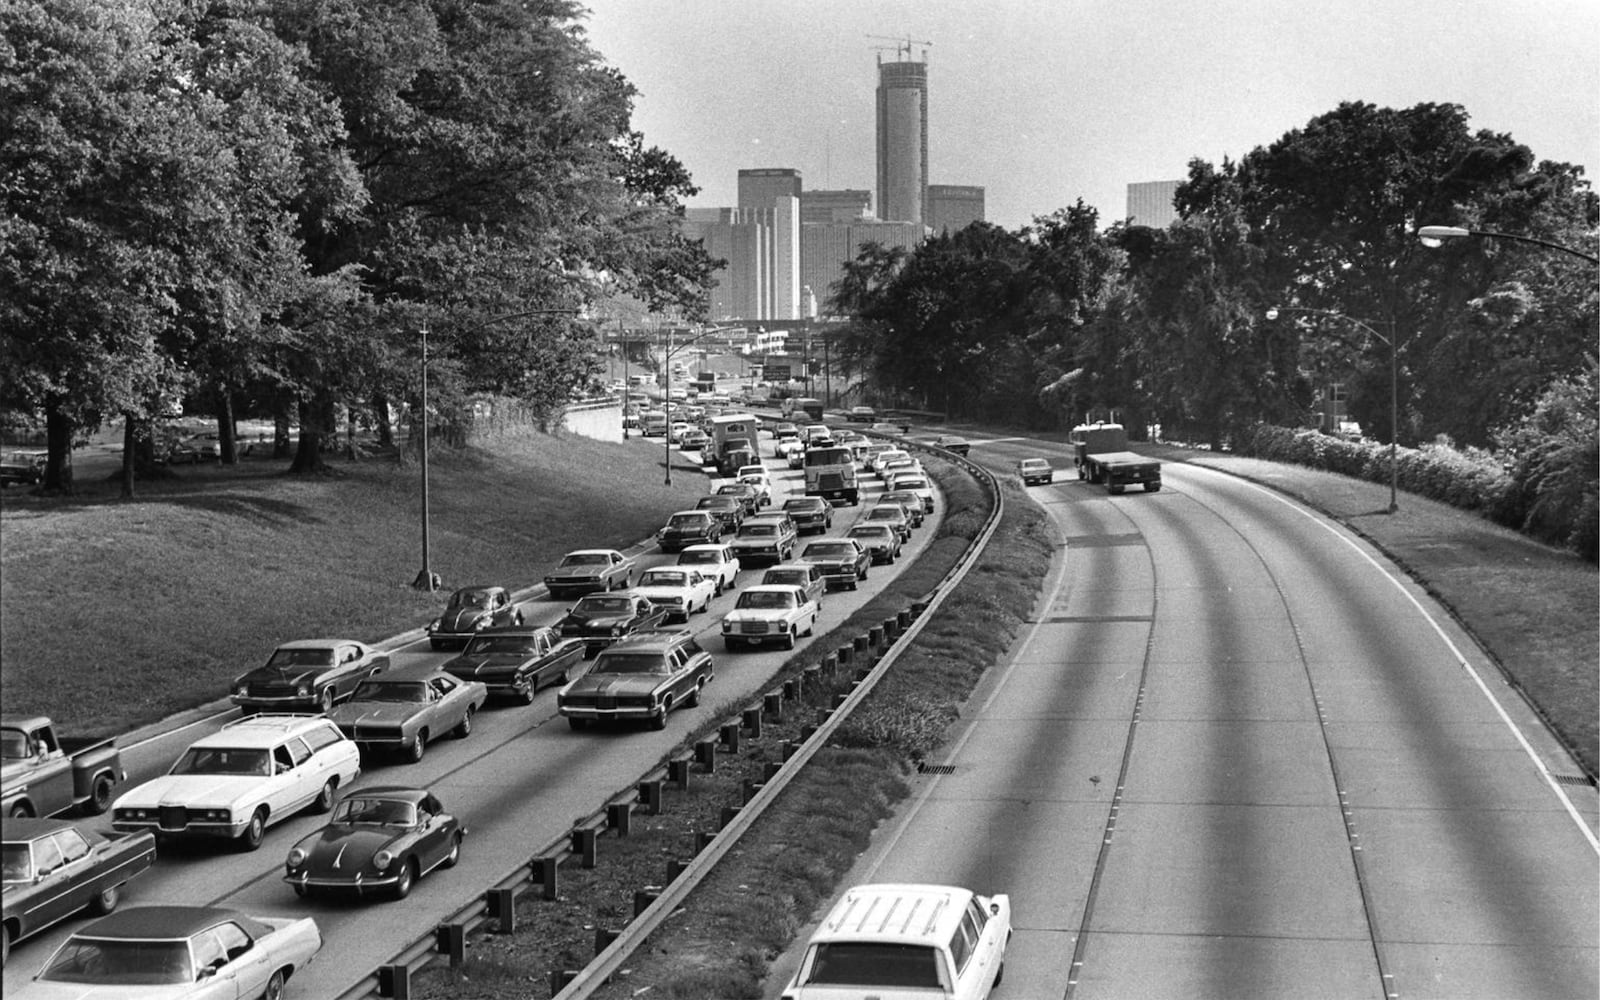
(669, 514), (705, 528)
(2, 842), (32, 883)
(867, 509), (900, 520)
(805, 544), (852, 558)
(696, 498), (731, 509)
(574, 596), (632, 615)
(449, 590), (493, 608)
(803, 942), (942, 988)
(678, 551), (720, 564)
(336, 796), (417, 827)
(784, 500), (822, 511)
(639, 571), (689, 588)
(0, 728), (27, 759)
(463, 635), (540, 655)
(739, 525), (775, 537)
(849, 527), (889, 538)
(40, 936), (194, 985)
(592, 653), (670, 675)
(560, 553), (609, 567)
(266, 647), (335, 668)
(738, 591), (796, 609)
(765, 572), (803, 586)
(894, 478), (929, 490)
(351, 681), (427, 703)
(171, 747), (270, 776)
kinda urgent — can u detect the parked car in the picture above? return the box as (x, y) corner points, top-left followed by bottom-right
(557, 630), (715, 730)
(19, 904), (322, 999)
(780, 883), (1011, 1000)
(231, 639), (387, 715)
(2, 715), (124, 819)
(931, 434), (971, 456)
(0, 452), (45, 487)
(862, 503), (913, 542)
(782, 496), (834, 534)
(719, 585), (820, 651)
(1, 819), (155, 966)
(283, 786), (463, 901)
(676, 543), (742, 594)
(426, 585), (523, 650)
(557, 592), (669, 656)
(327, 672), (487, 763)
(761, 561), (827, 604)
(111, 714), (361, 851)
(729, 515), (799, 566)
(631, 567), (717, 622)
(1017, 457), (1054, 485)
(799, 538), (872, 590)
(656, 510), (723, 553)
(847, 523), (902, 564)
(695, 494), (746, 533)
(440, 625), (585, 703)
(880, 490), (927, 528)
(544, 549), (633, 599)
(163, 434), (222, 464)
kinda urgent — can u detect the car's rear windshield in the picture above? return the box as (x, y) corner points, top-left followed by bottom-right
(669, 514), (706, 527)
(639, 571), (689, 587)
(739, 525), (775, 536)
(561, 553), (608, 566)
(464, 635), (539, 655)
(678, 551), (719, 564)
(803, 942), (943, 988)
(267, 648), (335, 668)
(805, 544), (852, 557)
(352, 681), (426, 703)
(574, 596), (632, 614)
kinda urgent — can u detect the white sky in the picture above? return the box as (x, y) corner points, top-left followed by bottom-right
(582, 0), (1599, 230)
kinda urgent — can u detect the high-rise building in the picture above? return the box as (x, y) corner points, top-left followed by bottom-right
(875, 58), (928, 225)
(928, 185), (985, 233)
(801, 189), (873, 225)
(682, 193), (801, 322)
(738, 168), (802, 211)
(1126, 180), (1181, 228)
(801, 219), (925, 316)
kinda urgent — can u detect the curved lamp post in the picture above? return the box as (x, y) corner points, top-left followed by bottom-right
(413, 308), (579, 590)
(1415, 225), (1598, 265)
(1266, 306), (1403, 514)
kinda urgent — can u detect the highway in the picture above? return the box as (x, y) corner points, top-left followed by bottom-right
(766, 430), (1598, 999)
(2, 436), (945, 996)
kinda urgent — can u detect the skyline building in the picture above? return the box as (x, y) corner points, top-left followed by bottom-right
(801, 219), (925, 316)
(875, 57), (929, 225)
(801, 189), (873, 224)
(928, 184), (985, 233)
(738, 167), (802, 210)
(1126, 180), (1181, 228)
(682, 197), (801, 323)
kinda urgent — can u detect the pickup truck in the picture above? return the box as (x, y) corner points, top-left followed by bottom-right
(1, 715), (125, 819)
(1070, 422), (1162, 494)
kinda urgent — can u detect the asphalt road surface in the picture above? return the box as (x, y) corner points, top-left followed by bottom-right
(2, 441), (944, 996)
(766, 431), (1597, 1000)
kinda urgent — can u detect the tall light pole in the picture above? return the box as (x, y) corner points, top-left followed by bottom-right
(1266, 306), (1404, 514)
(1415, 225), (1598, 265)
(412, 308), (579, 590)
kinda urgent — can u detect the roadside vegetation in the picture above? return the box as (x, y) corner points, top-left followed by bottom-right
(0, 430), (711, 737)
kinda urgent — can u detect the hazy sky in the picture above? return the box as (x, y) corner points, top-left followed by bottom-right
(583, 0), (1599, 231)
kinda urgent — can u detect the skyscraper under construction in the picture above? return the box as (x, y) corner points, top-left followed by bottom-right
(875, 56), (928, 226)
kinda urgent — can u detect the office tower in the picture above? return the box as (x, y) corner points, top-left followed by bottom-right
(876, 58), (928, 224)
(928, 185), (985, 233)
(681, 194), (801, 322)
(1126, 180), (1181, 228)
(739, 168), (802, 211)
(801, 189), (873, 224)
(800, 219), (925, 316)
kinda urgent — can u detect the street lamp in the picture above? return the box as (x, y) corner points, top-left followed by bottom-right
(412, 307), (579, 590)
(1415, 225), (1598, 264)
(1266, 305), (1405, 514)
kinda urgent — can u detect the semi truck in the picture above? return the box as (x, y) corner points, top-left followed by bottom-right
(1071, 422), (1162, 494)
(804, 444), (859, 505)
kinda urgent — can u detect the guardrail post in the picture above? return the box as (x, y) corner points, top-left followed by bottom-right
(378, 964), (411, 999)
(837, 644), (853, 666)
(533, 855), (559, 899)
(436, 922), (466, 967)
(764, 690), (784, 721)
(594, 927), (620, 956)
(742, 706), (762, 739)
(669, 755), (693, 787)
(884, 616), (901, 640)
(869, 624), (885, 647)
(741, 779), (763, 804)
(803, 664), (822, 689)
(898, 608), (914, 628)
(572, 826), (598, 868)
(638, 778), (663, 815)
(607, 802), (632, 836)
(832, 692), (850, 709)
(853, 635), (870, 656)
(633, 886), (662, 917)
(821, 653), (838, 678)
(783, 739), (801, 760)
(856, 665), (873, 682)
(720, 805), (742, 828)
(912, 599), (929, 617)
(801, 723), (819, 741)
(667, 858), (690, 881)
(720, 721), (741, 753)
(551, 970), (580, 994)
(783, 677), (801, 701)
(488, 886), (517, 933)
(764, 760), (783, 781)
(695, 829), (716, 852)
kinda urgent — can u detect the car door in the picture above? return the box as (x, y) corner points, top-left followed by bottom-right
(194, 921), (269, 1000)
(266, 739), (314, 817)
(414, 794), (452, 870)
(430, 676), (462, 730)
(19, 833), (76, 933)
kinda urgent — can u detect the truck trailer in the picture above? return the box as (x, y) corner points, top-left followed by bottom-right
(1071, 422), (1162, 494)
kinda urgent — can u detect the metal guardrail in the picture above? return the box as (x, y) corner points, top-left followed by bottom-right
(334, 434), (1004, 1000)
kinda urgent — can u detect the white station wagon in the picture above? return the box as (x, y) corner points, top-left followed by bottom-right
(112, 715), (361, 852)
(782, 883), (1012, 1000)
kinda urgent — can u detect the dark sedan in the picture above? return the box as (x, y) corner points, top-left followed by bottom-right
(426, 585), (524, 650)
(782, 496), (834, 534)
(283, 786), (463, 900)
(556, 593), (670, 656)
(230, 639), (387, 714)
(2, 819), (155, 966)
(441, 626), (586, 703)
(695, 494), (746, 532)
(799, 538), (872, 590)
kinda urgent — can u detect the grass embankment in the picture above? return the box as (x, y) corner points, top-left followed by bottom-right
(0, 430), (710, 737)
(412, 463), (1056, 999)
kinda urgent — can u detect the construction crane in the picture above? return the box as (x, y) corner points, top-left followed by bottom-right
(865, 33), (932, 62)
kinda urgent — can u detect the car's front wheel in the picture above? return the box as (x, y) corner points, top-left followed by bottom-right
(391, 858), (416, 900)
(406, 731), (428, 763)
(452, 707), (474, 739)
(319, 687), (336, 714)
(237, 808), (267, 852)
(442, 831), (463, 868)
